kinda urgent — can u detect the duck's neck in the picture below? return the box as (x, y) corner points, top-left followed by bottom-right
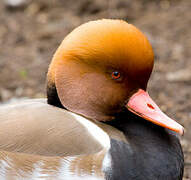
(47, 82), (64, 109)
(104, 111), (184, 180)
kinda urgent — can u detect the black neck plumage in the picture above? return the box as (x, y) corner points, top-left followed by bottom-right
(47, 82), (65, 109)
(104, 110), (184, 180)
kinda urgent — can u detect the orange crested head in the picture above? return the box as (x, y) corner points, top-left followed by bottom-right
(47, 19), (183, 135)
(48, 19), (154, 86)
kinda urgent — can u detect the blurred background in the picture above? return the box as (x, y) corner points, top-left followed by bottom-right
(0, 0), (190, 178)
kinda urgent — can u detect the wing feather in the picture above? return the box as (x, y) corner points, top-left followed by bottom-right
(0, 99), (108, 156)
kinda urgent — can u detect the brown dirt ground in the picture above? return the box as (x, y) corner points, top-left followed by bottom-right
(0, 0), (191, 178)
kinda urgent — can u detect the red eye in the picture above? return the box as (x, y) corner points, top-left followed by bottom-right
(112, 71), (121, 80)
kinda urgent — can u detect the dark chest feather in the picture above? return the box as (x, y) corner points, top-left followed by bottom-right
(104, 114), (184, 180)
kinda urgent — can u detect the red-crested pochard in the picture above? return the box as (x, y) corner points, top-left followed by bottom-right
(0, 19), (184, 179)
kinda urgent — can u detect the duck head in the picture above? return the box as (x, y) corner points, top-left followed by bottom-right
(47, 19), (184, 135)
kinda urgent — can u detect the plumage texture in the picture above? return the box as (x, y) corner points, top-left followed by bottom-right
(0, 19), (184, 179)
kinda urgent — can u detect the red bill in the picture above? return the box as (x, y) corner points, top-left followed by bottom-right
(127, 89), (184, 135)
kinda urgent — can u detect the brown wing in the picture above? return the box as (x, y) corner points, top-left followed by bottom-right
(0, 99), (107, 156)
(0, 99), (111, 179)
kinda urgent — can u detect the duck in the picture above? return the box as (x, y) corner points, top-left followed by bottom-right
(0, 19), (184, 180)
